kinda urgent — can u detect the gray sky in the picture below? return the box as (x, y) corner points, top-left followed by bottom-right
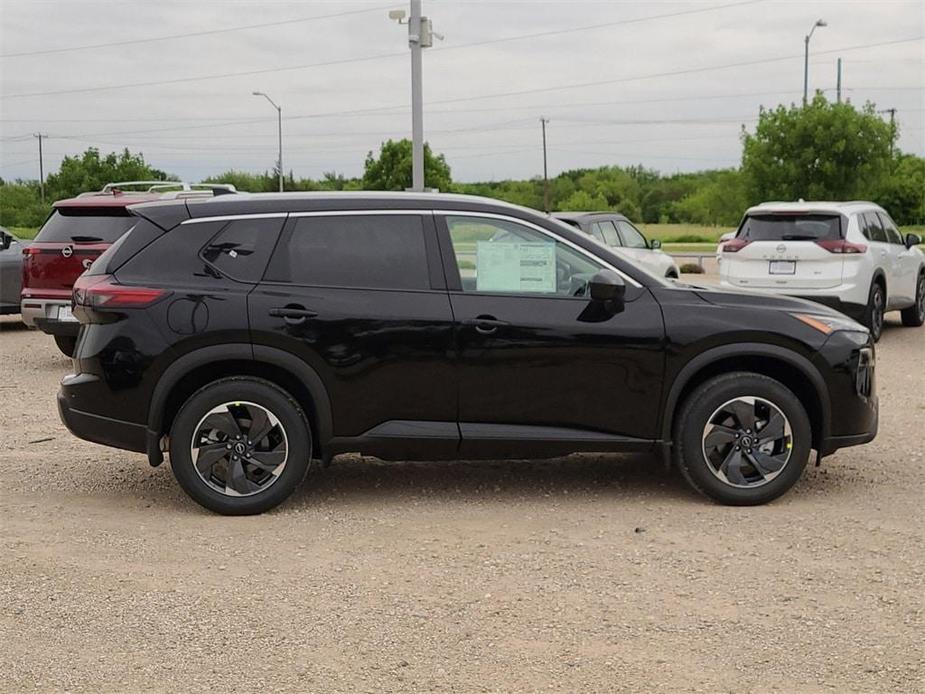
(1, 0), (923, 184)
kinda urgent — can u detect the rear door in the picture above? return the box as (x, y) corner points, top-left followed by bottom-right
(862, 212), (897, 297)
(248, 211), (458, 455)
(22, 207), (136, 303)
(721, 213), (846, 289)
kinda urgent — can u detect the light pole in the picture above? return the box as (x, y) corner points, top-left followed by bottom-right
(252, 91), (283, 192)
(390, 2), (441, 192)
(540, 118), (550, 213)
(803, 19), (827, 107)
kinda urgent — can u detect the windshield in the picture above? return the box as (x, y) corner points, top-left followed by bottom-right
(738, 213), (842, 242)
(35, 208), (137, 243)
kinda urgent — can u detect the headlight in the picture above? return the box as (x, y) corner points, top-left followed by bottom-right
(792, 312), (868, 335)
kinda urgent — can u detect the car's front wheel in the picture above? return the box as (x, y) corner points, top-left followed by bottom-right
(169, 377), (312, 515)
(674, 372), (811, 505)
(900, 271), (924, 327)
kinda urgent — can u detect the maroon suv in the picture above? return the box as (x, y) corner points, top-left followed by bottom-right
(21, 182), (235, 355)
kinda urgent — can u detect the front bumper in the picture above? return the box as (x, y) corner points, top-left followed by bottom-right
(58, 373), (147, 453)
(21, 298), (80, 335)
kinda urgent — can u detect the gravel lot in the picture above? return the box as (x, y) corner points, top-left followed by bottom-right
(1, 311), (922, 693)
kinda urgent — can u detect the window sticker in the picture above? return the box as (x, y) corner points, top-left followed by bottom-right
(476, 241), (556, 293)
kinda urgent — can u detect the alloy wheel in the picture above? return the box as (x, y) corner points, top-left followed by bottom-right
(190, 401), (289, 497)
(873, 287), (885, 337)
(701, 396), (793, 488)
(918, 275), (925, 321)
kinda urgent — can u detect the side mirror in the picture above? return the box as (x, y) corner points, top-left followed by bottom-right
(905, 233), (922, 249)
(0, 233), (11, 251)
(649, 238), (662, 250)
(589, 269), (626, 303)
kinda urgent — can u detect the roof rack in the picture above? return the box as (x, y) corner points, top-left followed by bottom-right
(76, 181), (238, 199)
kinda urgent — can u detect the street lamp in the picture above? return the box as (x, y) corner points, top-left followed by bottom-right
(803, 19), (827, 106)
(252, 91), (283, 192)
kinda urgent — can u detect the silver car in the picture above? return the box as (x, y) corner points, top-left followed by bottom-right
(0, 227), (25, 315)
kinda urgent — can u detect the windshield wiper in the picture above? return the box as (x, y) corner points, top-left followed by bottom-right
(70, 235), (104, 242)
(780, 234), (819, 241)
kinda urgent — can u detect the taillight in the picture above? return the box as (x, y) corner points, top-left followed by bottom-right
(73, 274), (168, 309)
(815, 239), (867, 254)
(722, 238), (751, 252)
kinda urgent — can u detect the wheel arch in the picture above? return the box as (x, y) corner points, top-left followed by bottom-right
(146, 344), (332, 465)
(661, 343), (830, 454)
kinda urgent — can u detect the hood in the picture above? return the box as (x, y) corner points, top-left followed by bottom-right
(691, 284), (851, 320)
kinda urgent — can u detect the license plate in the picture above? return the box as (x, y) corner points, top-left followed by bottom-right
(769, 260), (796, 275)
(57, 305), (75, 322)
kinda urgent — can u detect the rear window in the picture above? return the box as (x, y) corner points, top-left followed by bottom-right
(36, 207), (137, 243)
(265, 215), (430, 290)
(738, 214), (842, 242)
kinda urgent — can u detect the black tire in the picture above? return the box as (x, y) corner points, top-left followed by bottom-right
(862, 280), (885, 342)
(673, 372), (811, 506)
(169, 377), (312, 515)
(54, 335), (77, 357)
(900, 271), (925, 327)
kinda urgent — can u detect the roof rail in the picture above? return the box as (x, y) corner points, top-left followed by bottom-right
(95, 181), (238, 194)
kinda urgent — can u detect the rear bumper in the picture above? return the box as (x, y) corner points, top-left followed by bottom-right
(21, 298), (80, 335)
(58, 373), (147, 453)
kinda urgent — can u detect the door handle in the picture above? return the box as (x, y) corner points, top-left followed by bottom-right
(463, 315), (509, 335)
(269, 305), (318, 325)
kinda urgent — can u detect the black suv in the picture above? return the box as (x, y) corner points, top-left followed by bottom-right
(59, 193), (878, 514)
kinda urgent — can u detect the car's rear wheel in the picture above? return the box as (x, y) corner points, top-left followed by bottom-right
(169, 377), (312, 515)
(674, 372), (811, 505)
(900, 271), (925, 327)
(862, 281), (885, 342)
(54, 335), (77, 357)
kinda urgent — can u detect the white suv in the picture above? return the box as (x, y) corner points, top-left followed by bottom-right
(719, 201), (924, 341)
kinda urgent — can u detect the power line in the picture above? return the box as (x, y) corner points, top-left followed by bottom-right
(1, 0), (768, 99)
(0, 5), (395, 58)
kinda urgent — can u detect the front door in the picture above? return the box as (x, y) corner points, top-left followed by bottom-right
(438, 213), (665, 457)
(248, 211), (458, 456)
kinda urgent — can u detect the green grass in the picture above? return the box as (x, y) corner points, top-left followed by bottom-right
(8, 226), (39, 240)
(639, 224), (732, 244)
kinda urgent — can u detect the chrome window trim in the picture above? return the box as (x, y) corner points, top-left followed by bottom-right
(436, 209), (641, 288)
(180, 213), (288, 225)
(289, 210), (431, 218)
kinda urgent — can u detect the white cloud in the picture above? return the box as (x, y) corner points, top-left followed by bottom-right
(1, 0), (922, 183)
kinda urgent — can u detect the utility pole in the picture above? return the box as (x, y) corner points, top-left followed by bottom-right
(836, 58), (842, 104)
(880, 108), (897, 158)
(33, 133), (47, 203)
(252, 91), (283, 192)
(540, 117), (550, 213)
(391, 2), (441, 192)
(803, 18), (827, 106)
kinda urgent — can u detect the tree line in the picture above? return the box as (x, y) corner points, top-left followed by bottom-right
(2, 96), (922, 230)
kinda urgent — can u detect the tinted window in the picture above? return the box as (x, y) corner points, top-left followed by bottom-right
(591, 221), (621, 246)
(201, 218), (283, 283)
(447, 215), (603, 296)
(35, 208), (137, 243)
(266, 215), (429, 290)
(858, 213), (871, 240)
(877, 212), (903, 245)
(739, 214), (842, 241)
(864, 213), (887, 243)
(615, 220), (648, 249)
(118, 221), (229, 286)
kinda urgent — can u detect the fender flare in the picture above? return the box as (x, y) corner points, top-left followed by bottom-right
(145, 343), (333, 465)
(659, 342), (831, 446)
